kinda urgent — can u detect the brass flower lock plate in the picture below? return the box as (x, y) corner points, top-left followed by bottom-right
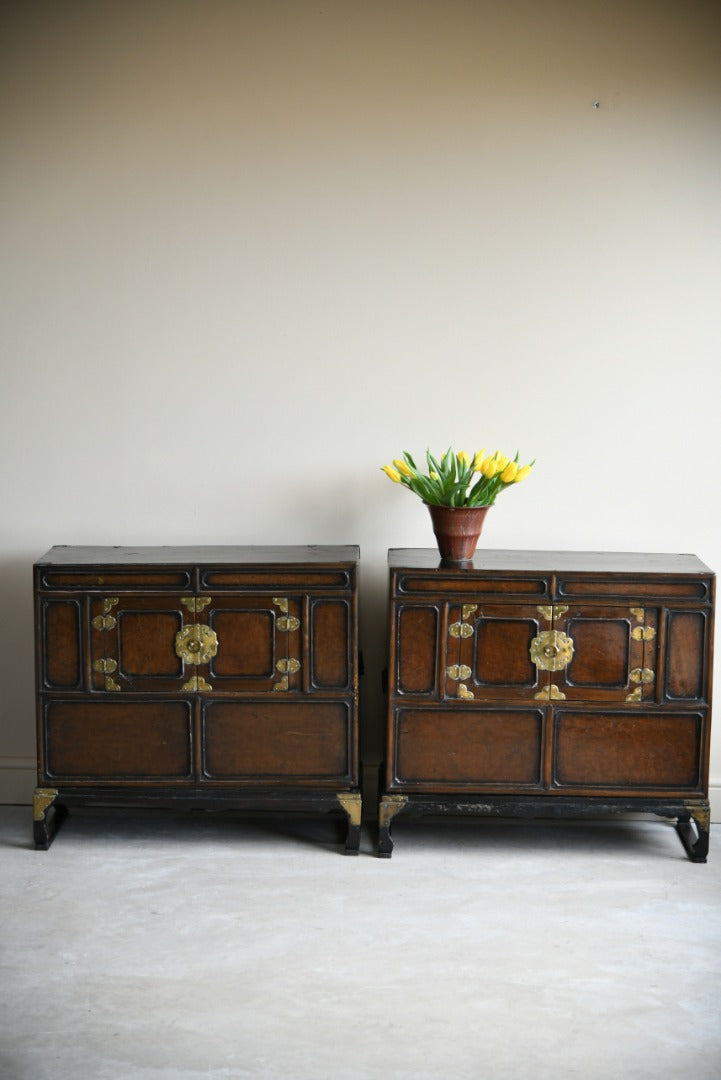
(175, 624), (219, 665)
(530, 629), (574, 671)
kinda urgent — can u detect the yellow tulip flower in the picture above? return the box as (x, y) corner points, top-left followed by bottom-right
(481, 457), (497, 479)
(430, 470), (439, 481)
(494, 453), (509, 471)
(500, 461), (518, 483)
(472, 449), (486, 471)
(393, 459), (412, 477)
(382, 465), (402, 483)
(515, 464), (532, 482)
(458, 450), (470, 469)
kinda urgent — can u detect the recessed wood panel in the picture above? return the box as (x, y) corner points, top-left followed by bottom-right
(118, 612), (183, 676)
(42, 600), (82, 688)
(44, 700), (192, 780)
(201, 570), (348, 588)
(202, 701), (350, 780)
(474, 618), (537, 686)
(553, 711), (702, 790)
(310, 600), (349, 688)
(398, 575), (547, 596)
(558, 578), (707, 599)
(210, 610), (275, 677)
(397, 606), (438, 694)
(41, 571), (191, 589)
(665, 612), (706, 700)
(566, 618), (630, 687)
(394, 708), (543, 786)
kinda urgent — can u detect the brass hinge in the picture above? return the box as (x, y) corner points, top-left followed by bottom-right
(629, 667), (655, 684)
(457, 683), (474, 699)
(534, 684), (566, 701)
(181, 675), (213, 692)
(449, 621), (474, 639)
(537, 605), (568, 621)
(629, 607), (645, 623)
(93, 658), (117, 674)
(92, 614), (117, 631)
(446, 664), (472, 680)
(181, 596), (211, 613)
(462, 604), (477, 620)
(273, 597), (289, 613)
(625, 687), (643, 702)
(631, 625), (656, 641)
(276, 658), (300, 675)
(277, 615), (300, 632)
(105, 676), (121, 691)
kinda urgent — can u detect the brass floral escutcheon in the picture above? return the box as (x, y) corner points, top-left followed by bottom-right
(175, 624), (219, 665)
(530, 629), (574, 671)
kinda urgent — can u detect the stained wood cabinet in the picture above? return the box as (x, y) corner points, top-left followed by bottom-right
(379, 549), (714, 859)
(34, 546), (361, 852)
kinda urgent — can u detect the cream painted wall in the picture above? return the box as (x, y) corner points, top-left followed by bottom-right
(1, 1), (720, 806)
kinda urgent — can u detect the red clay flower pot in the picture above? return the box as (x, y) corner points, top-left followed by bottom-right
(426, 504), (490, 564)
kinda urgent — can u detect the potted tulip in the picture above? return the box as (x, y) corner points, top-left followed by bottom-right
(381, 447), (533, 563)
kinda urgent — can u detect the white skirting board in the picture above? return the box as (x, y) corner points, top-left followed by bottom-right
(1, 758), (720, 823)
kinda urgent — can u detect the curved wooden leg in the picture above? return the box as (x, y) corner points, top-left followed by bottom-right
(676, 803), (710, 863)
(33, 788), (64, 850)
(378, 794), (408, 858)
(336, 793), (362, 855)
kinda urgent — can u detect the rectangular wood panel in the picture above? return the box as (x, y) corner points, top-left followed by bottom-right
(310, 600), (349, 688)
(665, 611), (706, 700)
(42, 600), (82, 689)
(394, 707), (544, 786)
(44, 700), (192, 780)
(397, 606), (438, 695)
(202, 701), (350, 781)
(553, 710), (703, 790)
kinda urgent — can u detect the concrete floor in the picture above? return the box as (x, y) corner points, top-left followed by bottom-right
(1, 806), (719, 1080)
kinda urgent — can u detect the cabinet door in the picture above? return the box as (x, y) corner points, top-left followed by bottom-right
(546, 605), (658, 703)
(445, 603), (549, 702)
(202, 595), (303, 694)
(89, 595), (190, 693)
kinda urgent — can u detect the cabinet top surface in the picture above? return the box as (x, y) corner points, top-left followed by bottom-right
(389, 548), (713, 576)
(37, 545), (360, 566)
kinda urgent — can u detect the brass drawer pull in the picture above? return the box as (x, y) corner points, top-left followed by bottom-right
(175, 624), (219, 665)
(530, 630), (574, 671)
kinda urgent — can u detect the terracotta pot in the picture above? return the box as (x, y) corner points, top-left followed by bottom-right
(426, 504), (490, 564)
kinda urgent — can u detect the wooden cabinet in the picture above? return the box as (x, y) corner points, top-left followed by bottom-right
(379, 549), (714, 860)
(34, 546), (361, 852)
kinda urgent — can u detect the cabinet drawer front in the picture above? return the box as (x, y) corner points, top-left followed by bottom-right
(43, 700), (193, 781)
(200, 569), (351, 590)
(397, 574), (548, 600)
(393, 707), (544, 787)
(40, 570), (192, 590)
(202, 701), (352, 782)
(310, 599), (352, 689)
(556, 576), (711, 602)
(553, 710), (705, 792)
(396, 604), (440, 696)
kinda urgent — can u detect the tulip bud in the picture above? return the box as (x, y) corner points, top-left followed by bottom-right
(382, 465), (402, 483)
(481, 457), (497, 479)
(458, 450), (470, 469)
(393, 459), (412, 477)
(495, 454), (509, 471)
(472, 449), (486, 471)
(430, 470), (439, 481)
(515, 464), (532, 482)
(500, 462), (518, 483)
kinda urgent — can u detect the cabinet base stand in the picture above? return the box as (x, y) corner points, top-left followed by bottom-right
(377, 792), (710, 862)
(34, 787), (362, 855)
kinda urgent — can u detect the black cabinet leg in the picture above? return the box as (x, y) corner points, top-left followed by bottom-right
(676, 803), (710, 863)
(337, 793), (361, 855)
(378, 794), (408, 858)
(33, 789), (66, 850)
